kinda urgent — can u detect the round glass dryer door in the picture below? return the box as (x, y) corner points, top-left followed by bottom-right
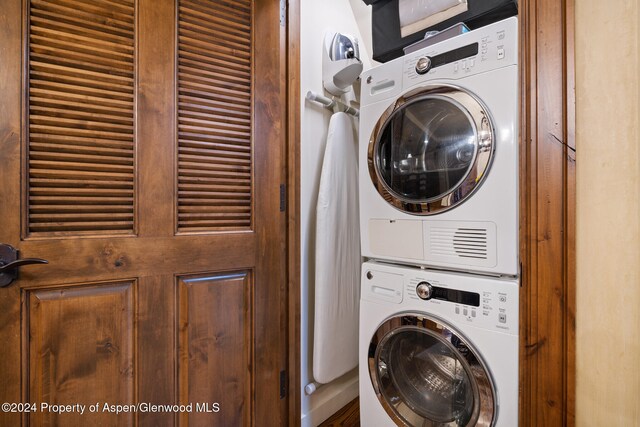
(367, 85), (494, 215)
(368, 315), (495, 427)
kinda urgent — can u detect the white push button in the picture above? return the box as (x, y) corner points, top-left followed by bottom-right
(499, 313), (507, 323)
(497, 48), (505, 59)
(499, 295), (507, 303)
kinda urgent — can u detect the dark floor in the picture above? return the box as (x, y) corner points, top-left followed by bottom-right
(319, 397), (360, 427)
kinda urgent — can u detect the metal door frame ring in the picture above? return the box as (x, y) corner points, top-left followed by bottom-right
(368, 313), (497, 427)
(367, 84), (495, 215)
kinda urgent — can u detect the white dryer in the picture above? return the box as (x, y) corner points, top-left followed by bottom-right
(359, 18), (519, 276)
(359, 261), (519, 427)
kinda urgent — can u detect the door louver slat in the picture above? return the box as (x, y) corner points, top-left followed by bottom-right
(27, 0), (136, 236)
(177, 0), (253, 232)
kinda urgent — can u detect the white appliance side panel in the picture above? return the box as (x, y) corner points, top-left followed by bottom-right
(369, 219), (424, 260)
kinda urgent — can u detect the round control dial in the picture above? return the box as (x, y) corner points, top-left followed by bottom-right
(415, 57), (432, 75)
(416, 281), (433, 300)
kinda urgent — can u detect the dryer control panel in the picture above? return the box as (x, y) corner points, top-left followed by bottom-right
(401, 16), (518, 87)
(360, 16), (518, 115)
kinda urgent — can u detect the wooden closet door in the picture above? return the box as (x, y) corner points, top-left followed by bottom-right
(0, 0), (287, 426)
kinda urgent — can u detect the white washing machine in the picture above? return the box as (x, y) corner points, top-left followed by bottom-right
(359, 261), (518, 427)
(359, 17), (519, 276)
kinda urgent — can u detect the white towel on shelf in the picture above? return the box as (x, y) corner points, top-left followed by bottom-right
(313, 112), (361, 384)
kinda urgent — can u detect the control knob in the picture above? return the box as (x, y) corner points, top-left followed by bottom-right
(415, 57), (432, 75)
(416, 281), (433, 300)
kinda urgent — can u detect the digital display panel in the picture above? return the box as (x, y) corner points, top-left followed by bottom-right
(432, 286), (480, 307)
(430, 43), (479, 69)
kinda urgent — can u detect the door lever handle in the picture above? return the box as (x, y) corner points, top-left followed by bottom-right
(0, 244), (48, 288)
(0, 258), (49, 273)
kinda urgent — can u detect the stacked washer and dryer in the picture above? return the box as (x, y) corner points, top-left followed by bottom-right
(358, 18), (519, 426)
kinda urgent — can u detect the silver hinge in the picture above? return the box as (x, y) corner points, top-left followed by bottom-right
(279, 0), (286, 27)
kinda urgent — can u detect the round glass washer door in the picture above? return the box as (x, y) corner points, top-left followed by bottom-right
(368, 314), (495, 427)
(367, 85), (494, 215)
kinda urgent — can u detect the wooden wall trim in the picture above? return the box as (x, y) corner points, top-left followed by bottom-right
(287, 0), (301, 425)
(563, 1), (576, 424)
(519, 0), (576, 425)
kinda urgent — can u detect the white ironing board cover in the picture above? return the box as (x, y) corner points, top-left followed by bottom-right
(313, 112), (361, 384)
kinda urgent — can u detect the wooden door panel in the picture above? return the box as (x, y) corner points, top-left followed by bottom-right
(16, 234), (255, 286)
(177, 0), (254, 233)
(138, 0), (175, 239)
(178, 271), (252, 426)
(0, 1), (287, 426)
(137, 275), (177, 427)
(27, 0), (136, 237)
(26, 282), (135, 426)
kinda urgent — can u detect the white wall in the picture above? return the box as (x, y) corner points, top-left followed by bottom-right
(299, 1), (373, 426)
(575, 0), (640, 424)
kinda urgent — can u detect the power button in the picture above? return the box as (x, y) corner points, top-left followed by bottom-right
(415, 57), (432, 74)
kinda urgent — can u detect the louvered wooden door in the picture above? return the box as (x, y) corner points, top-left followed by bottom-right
(0, 0), (287, 426)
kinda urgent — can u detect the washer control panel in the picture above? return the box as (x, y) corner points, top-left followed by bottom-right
(405, 274), (516, 333)
(362, 261), (518, 334)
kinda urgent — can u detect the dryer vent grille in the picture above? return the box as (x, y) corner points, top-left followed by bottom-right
(430, 227), (488, 260)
